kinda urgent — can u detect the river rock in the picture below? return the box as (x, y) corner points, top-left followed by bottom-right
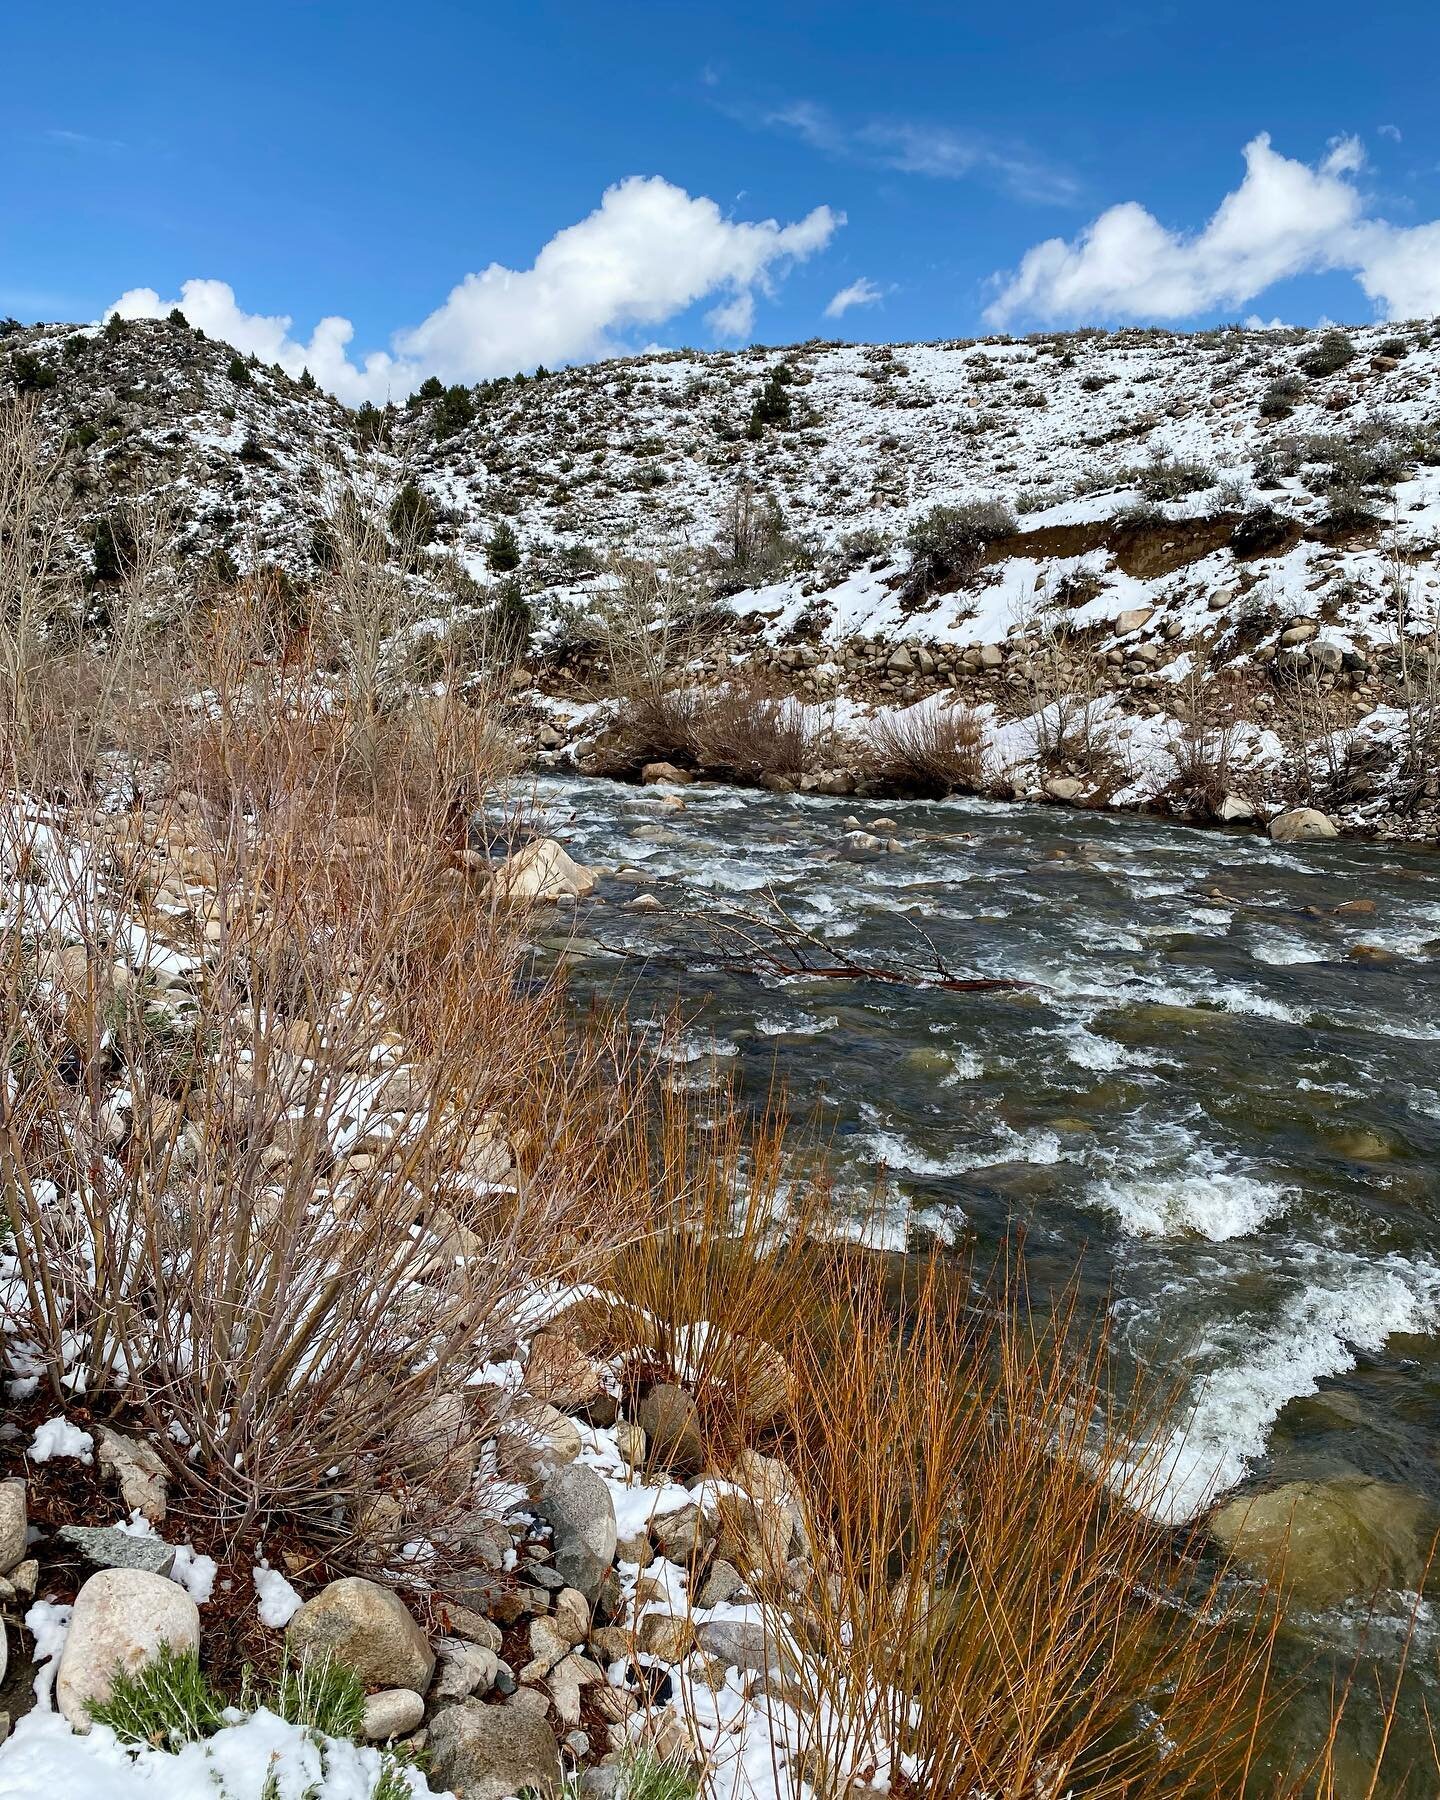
(641, 762), (692, 786)
(1216, 792), (1256, 823)
(426, 1698), (563, 1800)
(638, 1383), (705, 1474)
(1114, 607), (1154, 635)
(696, 1619), (786, 1674)
(286, 1577), (435, 1691)
(490, 838), (597, 904)
(95, 1427), (169, 1524)
(59, 1525), (175, 1577)
(1210, 1475), (1440, 1607)
(1269, 807), (1338, 842)
(0, 1483), (26, 1575)
(1044, 777), (1084, 802)
(360, 1687), (425, 1740)
(538, 1463), (616, 1603)
(56, 1569), (200, 1731)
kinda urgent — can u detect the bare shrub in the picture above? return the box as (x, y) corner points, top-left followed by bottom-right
(0, 684), (650, 1564)
(691, 676), (821, 780)
(1168, 662), (1250, 813)
(867, 699), (986, 794)
(707, 481), (798, 595)
(1017, 632), (1119, 778)
(737, 1255), (1287, 1797)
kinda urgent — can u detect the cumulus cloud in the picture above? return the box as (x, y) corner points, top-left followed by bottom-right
(825, 277), (885, 319)
(110, 177), (841, 405)
(986, 134), (1440, 327)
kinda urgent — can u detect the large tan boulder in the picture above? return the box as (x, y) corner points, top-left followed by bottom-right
(56, 1569), (200, 1731)
(489, 837), (596, 904)
(1269, 807), (1338, 842)
(286, 1577), (434, 1691)
(1210, 1476), (1440, 1607)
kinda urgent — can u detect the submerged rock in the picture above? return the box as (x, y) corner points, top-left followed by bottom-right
(1210, 1475), (1440, 1606)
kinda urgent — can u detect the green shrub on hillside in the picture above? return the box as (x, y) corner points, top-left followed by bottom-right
(431, 384), (475, 438)
(388, 480), (437, 552)
(485, 520), (521, 572)
(1300, 330), (1356, 377)
(903, 497), (1016, 598)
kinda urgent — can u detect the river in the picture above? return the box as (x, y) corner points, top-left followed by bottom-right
(517, 773), (1440, 1777)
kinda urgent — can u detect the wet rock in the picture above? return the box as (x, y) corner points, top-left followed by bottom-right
(641, 762), (692, 786)
(58, 1525), (175, 1578)
(538, 1463), (616, 1603)
(1268, 807), (1338, 842)
(361, 1687), (425, 1740)
(56, 1570), (200, 1731)
(286, 1577), (435, 1692)
(490, 838), (597, 904)
(1211, 1476), (1440, 1607)
(427, 1701), (563, 1800)
(1332, 898), (1376, 917)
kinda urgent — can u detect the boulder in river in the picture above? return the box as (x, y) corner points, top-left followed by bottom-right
(489, 837), (597, 903)
(1268, 807), (1338, 842)
(1210, 1475), (1440, 1607)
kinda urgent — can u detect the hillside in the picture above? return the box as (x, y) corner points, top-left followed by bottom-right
(4, 311), (1439, 834)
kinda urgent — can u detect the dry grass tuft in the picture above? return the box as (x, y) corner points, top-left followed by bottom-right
(866, 699), (987, 794)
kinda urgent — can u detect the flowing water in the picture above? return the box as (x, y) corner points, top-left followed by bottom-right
(521, 774), (1440, 1771)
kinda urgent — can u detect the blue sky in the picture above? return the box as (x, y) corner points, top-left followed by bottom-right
(5, 0), (1438, 399)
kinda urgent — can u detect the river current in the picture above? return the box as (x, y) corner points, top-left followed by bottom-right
(519, 773), (1440, 1770)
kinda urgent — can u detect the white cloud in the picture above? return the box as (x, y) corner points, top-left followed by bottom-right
(1378, 123), (1403, 143)
(761, 101), (1077, 205)
(825, 277), (885, 319)
(986, 133), (1440, 327)
(110, 177), (841, 405)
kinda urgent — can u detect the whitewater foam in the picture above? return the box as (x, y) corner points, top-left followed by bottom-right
(1120, 1253), (1440, 1524)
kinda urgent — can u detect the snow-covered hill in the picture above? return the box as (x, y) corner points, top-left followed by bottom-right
(5, 311), (1439, 833)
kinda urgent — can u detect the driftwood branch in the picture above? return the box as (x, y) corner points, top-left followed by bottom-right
(590, 886), (1032, 996)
